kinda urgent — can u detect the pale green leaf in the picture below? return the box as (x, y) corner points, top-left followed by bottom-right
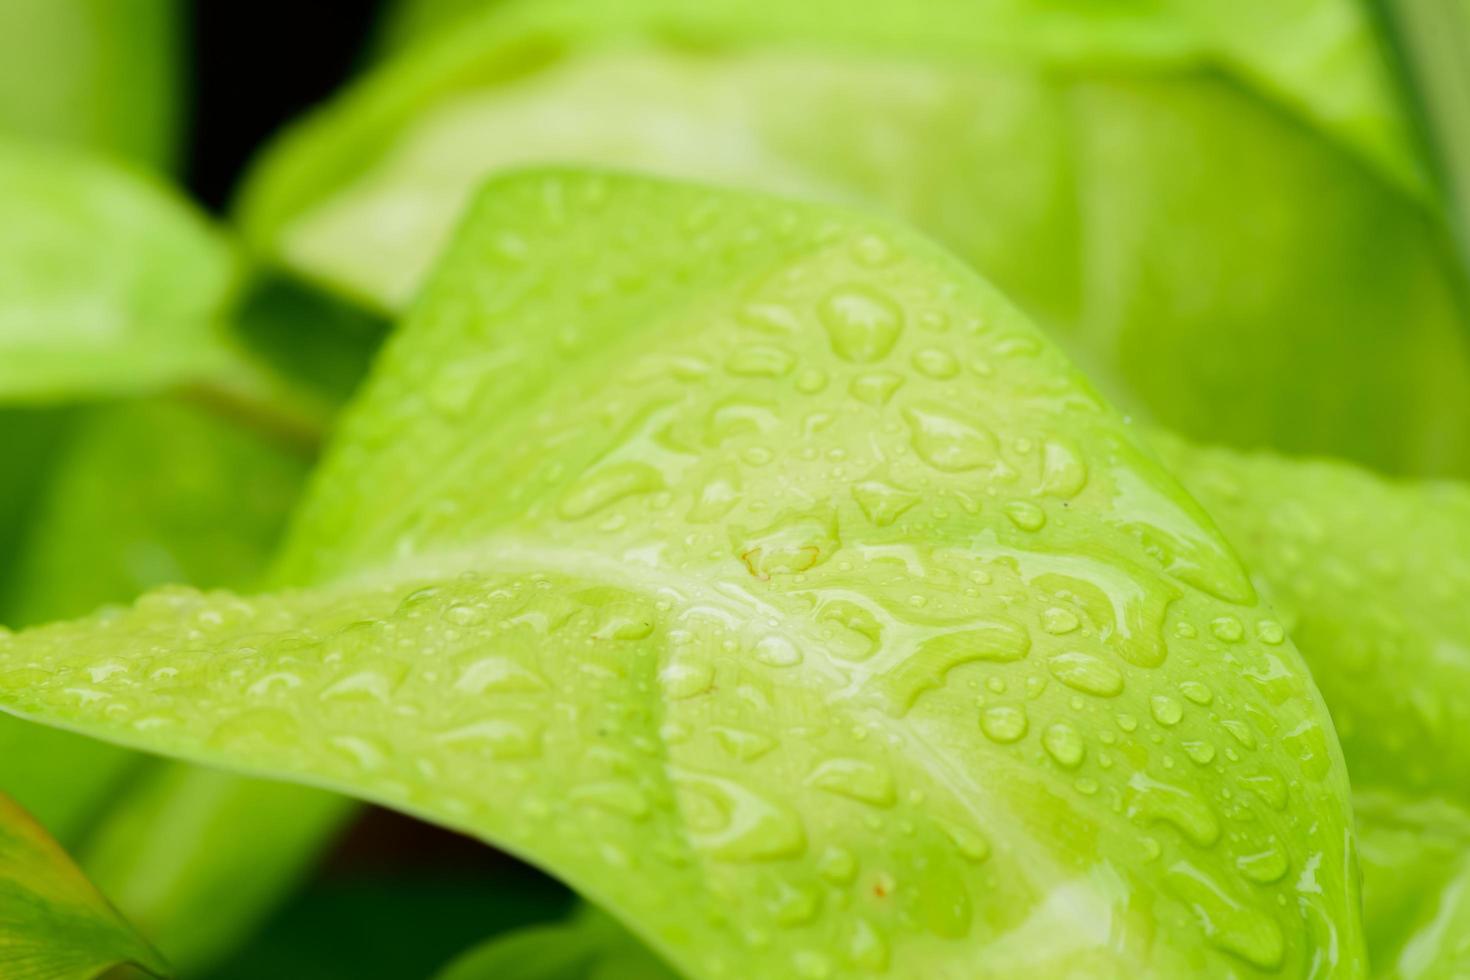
(0, 791), (166, 980)
(237, 0), (1470, 476)
(1155, 433), (1470, 805)
(0, 0), (181, 170)
(435, 906), (676, 980)
(0, 172), (1361, 977)
(1356, 792), (1470, 979)
(0, 398), (348, 974)
(0, 141), (245, 403)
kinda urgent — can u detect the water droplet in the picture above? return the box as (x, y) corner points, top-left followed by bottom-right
(735, 508), (840, 579)
(662, 658), (715, 699)
(1236, 841), (1289, 883)
(1039, 440), (1088, 498)
(726, 345), (796, 378)
(676, 770), (806, 861)
(877, 621), (1030, 714)
(844, 917), (890, 971)
(1047, 652), (1124, 697)
(572, 780), (651, 819)
(1210, 616), (1244, 643)
(454, 656), (546, 695)
(1005, 501), (1046, 531)
(981, 705), (1029, 743)
(1255, 620), (1286, 645)
(1130, 774), (1220, 847)
(852, 479), (919, 528)
(711, 726), (776, 762)
(755, 634), (803, 668)
(819, 285), (903, 363)
(912, 348), (958, 379)
(1042, 722), (1085, 768)
(558, 461), (664, 519)
(904, 406), (999, 472)
(435, 719), (541, 759)
(1150, 695), (1184, 727)
(1165, 861), (1284, 970)
(818, 846), (858, 883)
(849, 371), (904, 406)
(795, 367), (828, 393)
(1183, 740), (1217, 765)
(808, 758), (896, 807)
(1041, 607), (1080, 635)
(1179, 681), (1213, 705)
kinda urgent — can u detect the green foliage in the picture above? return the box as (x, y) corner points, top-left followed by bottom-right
(0, 171), (1362, 977)
(434, 906), (677, 980)
(237, 0), (1470, 476)
(0, 791), (165, 980)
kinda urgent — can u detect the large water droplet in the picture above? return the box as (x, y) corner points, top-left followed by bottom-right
(819, 285), (903, 363)
(807, 757), (896, 807)
(1047, 652), (1123, 697)
(558, 461), (665, 519)
(904, 406), (999, 472)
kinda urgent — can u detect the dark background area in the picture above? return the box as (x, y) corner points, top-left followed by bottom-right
(186, 1), (389, 210)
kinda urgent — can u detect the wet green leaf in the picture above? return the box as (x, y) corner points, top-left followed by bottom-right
(0, 791), (166, 980)
(0, 172), (1361, 977)
(239, 0), (1468, 475)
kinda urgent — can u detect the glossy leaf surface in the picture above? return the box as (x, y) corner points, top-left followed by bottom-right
(0, 172), (1360, 977)
(238, 0), (1470, 476)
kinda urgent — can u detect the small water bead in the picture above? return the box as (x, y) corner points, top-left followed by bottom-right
(570, 780), (651, 819)
(904, 406), (999, 472)
(795, 367), (828, 393)
(1150, 695), (1184, 727)
(1236, 841), (1290, 884)
(661, 659), (715, 700)
(1039, 440), (1088, 498)
(1042, 723), (1085, 768)
(844, 918), (891, 971)
(818, 846), (859, 883)
(852, 233), (897, 267)
(557, 461), (665, 519)
(1047, 652), (1124, 697)
(1210, 617), (1245, 643)
(851, 479), (919, 528)
(755, 635), (803, 668)
(808, 758), (897, 807)
(766, 879), (822, 926)
(1220, 720), (1255, 748)
(1004, 501), (1046, 532)
(980, 704), (1028, 743)
(819, 285), (903, 363)
(1179, 681), (1213, 705)
(1255, 620), (1286, 645)
(725, 345), (796, 378)
(1041, 607), (1080, 635)
(848, 371), (904, 406)
(1184, 740), (1217, 765)
(912, 347), (959, 379)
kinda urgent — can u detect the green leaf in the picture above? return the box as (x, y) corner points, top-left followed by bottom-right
(1154, 433), (1470, 805)
(1356, 792), (1470, 978)
(0, 0), (181, 170)
(0, 398), (348, 974)
(0, 790), (166, 980)
(237, 0), (1470, 476)
(435, 906), (677, 980)
(0, 172), (1361, 976)
(0, 141), (245, 403)
(76, 764), (352, 974)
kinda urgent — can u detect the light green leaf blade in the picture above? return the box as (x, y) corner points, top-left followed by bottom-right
(1356, 792), (1470, 979)
(1, 172), (1361, 976)
(0, 791), (166, 980)
(1154, 434), (1470, 805)
(0, 398), (349, 974)
(237, 0), (1470, 477)
(435, 906), (677, 980)
(0, 0), (181, 170)
(0, 141), (245, 403)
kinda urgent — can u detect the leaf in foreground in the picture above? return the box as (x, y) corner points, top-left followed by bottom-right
(0, 791), (165, 980)
(0, 171), (1360, 976)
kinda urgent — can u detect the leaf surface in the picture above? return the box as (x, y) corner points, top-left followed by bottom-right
(435, 906), (677, 980)
(0, 171), (1361, 977)
(0, 791), (166, 980)
(0, 141), (244, 403)
(238, 0), (1470, 476)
